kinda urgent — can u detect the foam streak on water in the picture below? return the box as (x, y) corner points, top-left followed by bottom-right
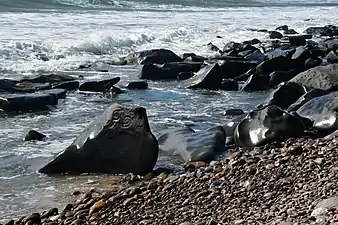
(0, 0), (338, 222)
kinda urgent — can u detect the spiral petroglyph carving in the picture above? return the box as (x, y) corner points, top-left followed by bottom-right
(110, 109), (132, 129)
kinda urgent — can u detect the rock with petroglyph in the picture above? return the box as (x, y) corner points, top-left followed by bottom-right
(39, 104), (158, 175)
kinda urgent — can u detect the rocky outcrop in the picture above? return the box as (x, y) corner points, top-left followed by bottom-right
(158, 126), (225, 162)
(182, 63), (222, 89)
(39, 104), (158, 175)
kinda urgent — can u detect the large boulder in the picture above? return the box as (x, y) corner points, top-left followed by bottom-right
(256, 56), (295, 76)
(182, 63), (222, 89)
(288, 89), (329, 112)
(262, 83), (306, 109)
(125, 49), (182, 65)
(234, 105), (307, 147)
(0, 92), (58, 111)
(296, 92), (338, 134)
(239, 74), (270, 91)
(269, 69), (300, 87)
(288, 64), (338, 91)
(52, 81), (79, 90)
(158, 126), (225, 162)
(79, 77), (120, 92)
(39, 104), (158, 175)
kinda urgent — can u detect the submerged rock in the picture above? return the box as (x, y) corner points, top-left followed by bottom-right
(234, 105), (307, 147)
(24, 130), (46, 141)
(158, 126), (225, 162)
(0, 92), (58, 111)
(20, 74), (76, 84)
(39, 104), (158, 175)
(126, 81), (148, 90)
(79, 77), (120, 92)
(52, 81), (79, 90)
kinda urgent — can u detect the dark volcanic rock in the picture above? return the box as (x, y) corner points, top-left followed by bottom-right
(287, 36), (307, 46)
(221, 114), (246, 144)
(126, 81), (148, 90)
(0, 92), (58, 111)
(325, 38), (338, 51)
(207, 42), (221, 53)
(125, 49), (182, 65)
(284, 29), (298, 35)
(262, 83), (306, 109)
(289, 64), (338, 91)
(288, 89), (329, 112)
(325, 51), (338, 63)
(296, 92), (338, 134)
(139, 62), (202, 80)
(291, 46), (310, 63)
(20, 74), (76, 84)
(39, 104), (158, 175)
(304, 57), (322, 69)
(240, 74), (270, 91)
(234, 105), (307, 147)
(276, 25), (288, 31)
(52, 81), (79, 90)
(0, 79), (35, 93)
(24, 130), (46, 141)
(183, 63), (222, 89)
(269, 31), (283, 39)
(305, 26), (338, 36)
(79, 77), (120, 92)
(256, 56), (295, 76)
(269, 69), (300, 87)
(244, 50), (266, 62)
(43, 89), (67, 99)
(266, 46), (296, 59)
(225, 108), (245, 116)
(178, 72), (194, 80)
(219, 79), (238, 91)
(158, 126), (225, 162)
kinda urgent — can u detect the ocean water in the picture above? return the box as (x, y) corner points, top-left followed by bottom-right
(0, 0), (338, 221)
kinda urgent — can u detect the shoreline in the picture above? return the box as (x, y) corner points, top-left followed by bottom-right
(4, 137), (338, 224)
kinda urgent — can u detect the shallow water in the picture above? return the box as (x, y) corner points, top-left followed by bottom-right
(1, 0), (338, 221)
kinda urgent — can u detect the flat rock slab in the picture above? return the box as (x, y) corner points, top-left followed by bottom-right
(234, 105), (307, 147)
(183, 63), (222, 89)
(79, 77), (120, 92)
(0, 92), (58, 111)
(289, 64), (338, 91)
(296, 91), (338, 133)
(158, 126), (225, 162)
(39, 104), (158, 175)
(20, 74), (76, 84)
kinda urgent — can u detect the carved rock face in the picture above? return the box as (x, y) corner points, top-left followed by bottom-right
(39, 104), (158, 175)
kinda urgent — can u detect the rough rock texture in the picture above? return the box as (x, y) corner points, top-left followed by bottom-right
(39, 104), (158, 175)
(158, 126), (226, 162)
(289, 64), (338, 91)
